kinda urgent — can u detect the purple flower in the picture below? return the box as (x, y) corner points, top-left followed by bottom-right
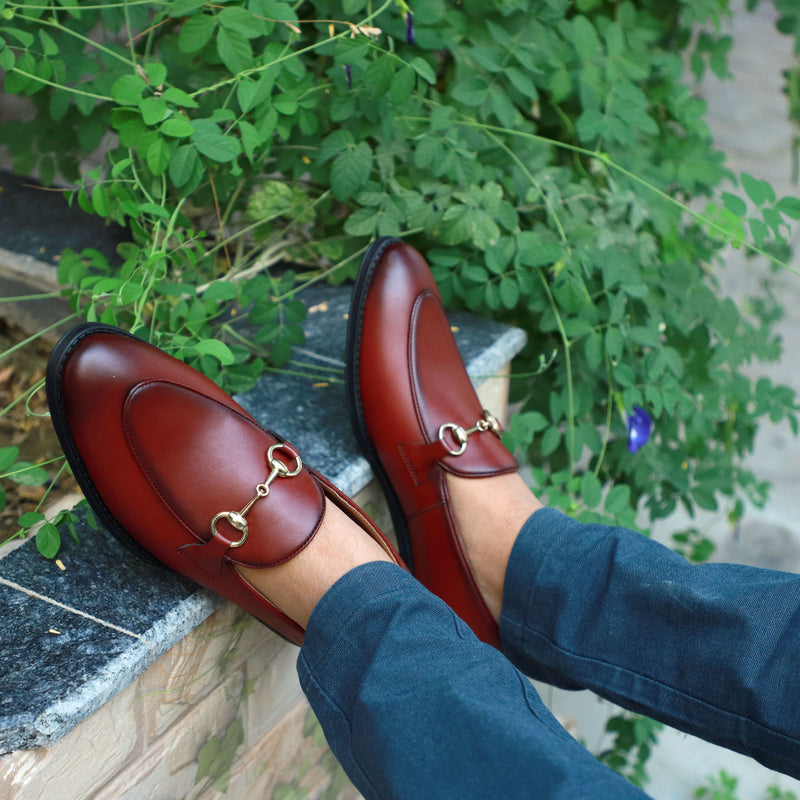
(405, 12), (415, 44)
(627, 406), (652, 453)
(344, 64), (352, 89)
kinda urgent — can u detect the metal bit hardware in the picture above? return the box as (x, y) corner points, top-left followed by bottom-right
(438, 410), (502, 457)
(210, 443), (303, 548)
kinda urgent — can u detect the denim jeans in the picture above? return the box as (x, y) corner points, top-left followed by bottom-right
(298, 508), (800, 799)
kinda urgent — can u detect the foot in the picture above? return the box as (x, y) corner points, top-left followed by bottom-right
(346, 238), (522, 646)
(237, 499), (393, 629)
(47, 323), (403, 646)
(446, 472), (543, 622)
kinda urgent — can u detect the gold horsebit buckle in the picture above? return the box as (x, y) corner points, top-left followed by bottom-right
(438, 410), (502, 457)
(210, 443), (303, 548)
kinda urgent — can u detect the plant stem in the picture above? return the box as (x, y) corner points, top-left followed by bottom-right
(0, 293), (63, 302)
(0, 315), (78, 363)
(538, 271), (575, 472)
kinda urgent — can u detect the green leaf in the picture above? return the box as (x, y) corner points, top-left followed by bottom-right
(238, 120), (262, 160)
(572, 15), (601, 60)
(0, 45), (14, 72)
(9, 461), (49, 486)
(251, 0), (299, 22)
(119, 281), (144, 304)
(343, 206), (380, 236)
(391, 67), (416, 105)
(139, 96), (169, 126)
(410, 57), (436, 84)
(218, 6), (264, 38)
(144, 61), (168, 87)
(540, 426), (561, 457)
(17, 511), (44, 528)
(111, 74), (147, 105)
(194, 339), (235, 365)
(318, 129), (354, 163)
(0, 446), (20, 471)
(39, 29), (59, 56)
(581, 472), (602, 508)
(499, 276), (519, 309)
(605, 327), (624, 362)
(217, 27), (253, 73)
(92, 184), (111, 217)
(168, 0), (206, 17)
(721, 191), (747, 216)
(776, 195), (800, 220)
(178, 13), (216, 54)
(160, 115), (194, 138)
(741, 172), (775, 207)
(203, 282), (238, 301)
(237, 72), (274, 113)
(692, 486), (718, 511)
(3, 26), (32, 46)
(364, 55), (395, 99)
(191, 118), (242, 163)
(161, 87), (199, 108)
(272, 92), (298, 115)
(146, 136), (171, 176)
(505, 66), (537, 98)
(36, 523), (61, 559)
(330, 142), (372, 201)
(605, 484), (631, 514)
(452, 76), (489, 106)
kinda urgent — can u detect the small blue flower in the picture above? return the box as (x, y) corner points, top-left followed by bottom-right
(405, 12), (415, 44)
(627, 406), (652, 453)
(344, 64), (352, 89)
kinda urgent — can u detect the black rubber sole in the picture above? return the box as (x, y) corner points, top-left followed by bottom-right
(45, 322), (166, 567)
(344, 237), (416, 572)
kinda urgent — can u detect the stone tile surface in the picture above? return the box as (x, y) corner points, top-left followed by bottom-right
(0, 512), (220, 753)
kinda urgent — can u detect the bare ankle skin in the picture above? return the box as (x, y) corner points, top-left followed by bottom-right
(446, 472), (543, 622)
(236, 500), (393, 629)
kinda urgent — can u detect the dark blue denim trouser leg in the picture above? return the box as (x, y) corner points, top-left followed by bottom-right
(298, 561), (648, 800)
(501, 507), (800, 780)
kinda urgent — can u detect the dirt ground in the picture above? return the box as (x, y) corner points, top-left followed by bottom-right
(0, 318), (78, 545)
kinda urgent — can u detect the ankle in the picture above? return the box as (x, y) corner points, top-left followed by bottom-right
(447, 472), (542, 621)
(236, 500), (393, 629)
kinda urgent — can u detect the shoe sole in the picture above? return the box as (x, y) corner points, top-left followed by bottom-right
(45, 322), (167, 568)
(344, 236), (416, 572)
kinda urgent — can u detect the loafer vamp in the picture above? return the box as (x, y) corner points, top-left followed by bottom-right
(51, 327), (322, 575)
(124, 380), (322, 568)
(357, 242), (516, 513)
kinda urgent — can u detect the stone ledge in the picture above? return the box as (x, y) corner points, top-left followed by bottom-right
(0, 281), (526, 758)
(0, 169), (128, 335)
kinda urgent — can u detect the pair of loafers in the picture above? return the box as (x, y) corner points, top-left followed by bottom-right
(47, 238), (518, 647)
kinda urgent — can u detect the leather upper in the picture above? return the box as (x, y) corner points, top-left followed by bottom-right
(49, 325), (400, 645)
(353, 241), (518, 646)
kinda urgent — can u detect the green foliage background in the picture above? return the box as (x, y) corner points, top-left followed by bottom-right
(0, 2), (797, 558)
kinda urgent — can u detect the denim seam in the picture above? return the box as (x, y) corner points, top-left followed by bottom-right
(503, 615), (800, 748)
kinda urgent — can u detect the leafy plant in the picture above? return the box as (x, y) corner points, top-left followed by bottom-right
(597, 713), (662, 789)
(766, 786), (799, 800)
(694, 772), (800, 800)
(694, 770), (741, 800)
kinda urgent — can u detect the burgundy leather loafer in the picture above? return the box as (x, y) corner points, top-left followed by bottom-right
(346, 238), (519, 647)
(47, 323), (401, 645)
